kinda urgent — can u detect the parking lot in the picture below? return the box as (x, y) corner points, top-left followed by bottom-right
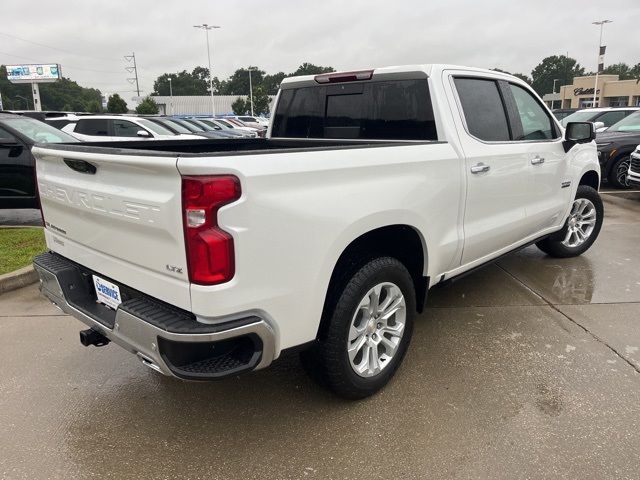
(0, 191), (637, 480)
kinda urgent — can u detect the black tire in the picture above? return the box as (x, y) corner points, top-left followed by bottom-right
(536, 185), (603, 258)
(300, 256), (416, 399)
(607, 156), (631, 189)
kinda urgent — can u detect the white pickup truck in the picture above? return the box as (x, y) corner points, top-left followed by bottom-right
(32, 65), (603, 398)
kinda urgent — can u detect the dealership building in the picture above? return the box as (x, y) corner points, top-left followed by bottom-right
(543, 74), (640, 109)
(149, 95), (276, 116)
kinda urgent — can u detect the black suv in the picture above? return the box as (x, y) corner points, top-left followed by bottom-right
(596, 111), (640, 188)
(0, 113), (78, 209)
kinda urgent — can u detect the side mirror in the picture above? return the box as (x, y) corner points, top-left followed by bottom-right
(593, 121), (605, 131)
(563, 122), (595, 153)
(136, 130), (151, 138)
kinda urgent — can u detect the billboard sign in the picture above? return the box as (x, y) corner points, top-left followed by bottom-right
(6, 64), (61, 83)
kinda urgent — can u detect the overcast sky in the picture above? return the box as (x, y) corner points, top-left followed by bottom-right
(1, 0), (638, 102)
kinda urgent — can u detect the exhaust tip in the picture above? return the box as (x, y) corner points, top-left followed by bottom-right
(79, 328), (110, 347)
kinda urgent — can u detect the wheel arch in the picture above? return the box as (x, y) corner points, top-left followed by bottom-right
(578, 170), (600, 190)
(604, 148), (633, 178)
(316, 224), (429, 341)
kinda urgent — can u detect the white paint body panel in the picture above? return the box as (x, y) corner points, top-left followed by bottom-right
(32, 64), (601, 357)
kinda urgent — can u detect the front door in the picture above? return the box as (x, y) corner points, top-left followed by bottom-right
(449, 76), (532, 265)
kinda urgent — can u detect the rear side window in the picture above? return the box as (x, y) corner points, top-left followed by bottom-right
(75, 119), (109, 136)
(272, 79), (437, 140)
(454, 78), (510, 142)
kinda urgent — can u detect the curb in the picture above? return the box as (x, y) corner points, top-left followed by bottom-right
(0, 265), (39, 295)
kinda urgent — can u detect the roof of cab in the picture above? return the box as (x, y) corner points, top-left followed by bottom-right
(279, 64), (526, 89)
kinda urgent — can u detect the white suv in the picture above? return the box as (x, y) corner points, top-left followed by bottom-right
(62, 115), (205, 141)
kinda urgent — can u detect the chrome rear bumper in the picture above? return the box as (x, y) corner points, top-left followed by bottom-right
(34, 252), (276, 379)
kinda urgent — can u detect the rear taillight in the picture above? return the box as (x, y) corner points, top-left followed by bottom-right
(181, 175), (241, 285)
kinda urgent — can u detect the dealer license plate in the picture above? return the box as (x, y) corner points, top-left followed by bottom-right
(92, 274), (122, 310)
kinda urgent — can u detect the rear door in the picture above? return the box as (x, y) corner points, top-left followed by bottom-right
(449, 75), (532, 264)
(33, 145), (191, 309)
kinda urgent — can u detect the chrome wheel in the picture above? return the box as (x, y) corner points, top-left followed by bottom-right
(347, 282), (406, 378)
(562, 198), (597, 248)
(615, 158), (630, 188)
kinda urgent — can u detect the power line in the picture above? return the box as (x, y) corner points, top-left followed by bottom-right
(0, 31), (120, 63)
(0, 51), (125, 74)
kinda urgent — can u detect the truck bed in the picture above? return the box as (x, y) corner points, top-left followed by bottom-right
(37, 137), (430, 157)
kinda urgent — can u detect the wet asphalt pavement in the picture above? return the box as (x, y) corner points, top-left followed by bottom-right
(1, 193), (639, 480)
(0, 209), (43, 227)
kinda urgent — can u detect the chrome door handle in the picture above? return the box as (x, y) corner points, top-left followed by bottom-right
(531, 156), (545, 165)
(470, 163), (490, 174)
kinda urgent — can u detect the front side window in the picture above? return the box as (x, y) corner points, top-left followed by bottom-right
(113, 120), (145, 137)
(509, 84), (556, 140)
(272, 79), (437, 140)
(454, 78), (510, 142)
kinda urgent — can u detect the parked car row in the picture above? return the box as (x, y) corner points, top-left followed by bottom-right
(552, 107), (640, 188)
(0, 112), (79, 209)
(42, 113), (268, 142)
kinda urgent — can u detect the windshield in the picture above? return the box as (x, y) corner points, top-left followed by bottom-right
(184, 119), (213, 131)
(607, 112), (640, 133)
(215, 119), (235, 128)
(136, 118), (175, 135)
(2, 117), (79, 143)
(560, 110), (600, 126)
(157, 119), (192, 134)
(192, 119), (222, 130)
(174, 119), (204, 132)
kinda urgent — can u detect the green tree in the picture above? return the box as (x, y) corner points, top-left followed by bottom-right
(0, 65), (102, 111)
(531, 55), (585, 96)
(231, 97), (249, 115)
(263, 72), (287, 95)
(219, 67), (266, 95)
(86, 100), (102, 113)
(602, 63), (639, 80)
(491, 68), (532, 85)
(107, 93), (128, 113)
(292, 63), (335, 76)
(152, 67), (212, 96)
(232, 87), (272, 116)
(135, 96), (159, 114)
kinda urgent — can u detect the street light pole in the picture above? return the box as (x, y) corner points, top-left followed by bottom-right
(552, 79), (560, 109)
(168, 77), (173, 115)
(248, 68), (254, 116)
(592, 20), (612, 107)
(193, 24), (221, 116)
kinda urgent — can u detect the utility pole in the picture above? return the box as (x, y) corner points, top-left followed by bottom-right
(592, 20), (612, 107)
(248, 67), (255, 116)
(124, 52), (140, 98)
(552, 78), (560, 109)
(194, 24), (221, 116)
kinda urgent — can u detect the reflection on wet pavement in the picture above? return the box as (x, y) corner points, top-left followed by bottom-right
(1, 193), (639, 479)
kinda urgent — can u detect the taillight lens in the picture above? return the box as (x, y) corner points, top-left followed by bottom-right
(181, 175), (241, 285)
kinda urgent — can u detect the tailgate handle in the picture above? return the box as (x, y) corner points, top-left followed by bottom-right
(64, 158), (97, 175)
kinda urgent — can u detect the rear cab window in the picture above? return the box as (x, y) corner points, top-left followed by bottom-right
(271, 78), (438, 140)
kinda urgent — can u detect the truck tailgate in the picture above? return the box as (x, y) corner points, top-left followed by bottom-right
(32, 146), (191, 310)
